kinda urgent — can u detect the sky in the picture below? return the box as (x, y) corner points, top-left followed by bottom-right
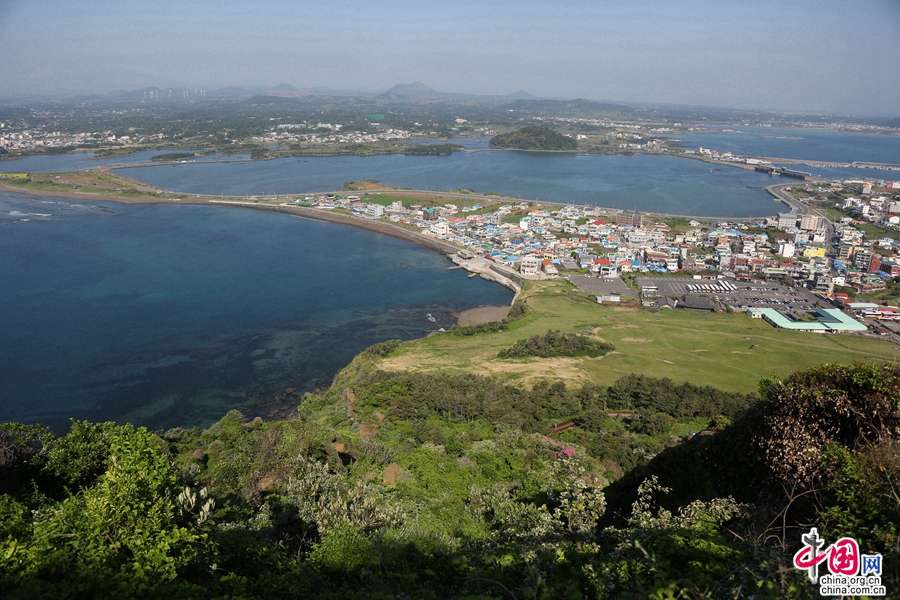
(1, 0), (898, 116)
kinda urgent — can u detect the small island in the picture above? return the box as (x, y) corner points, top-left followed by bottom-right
(489, 125), (578, 151)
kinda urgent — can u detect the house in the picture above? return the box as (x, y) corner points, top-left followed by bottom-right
(429, 221), (450, 236)
(655, 296), (678, 309)
(878, 260), (900, 276)
(364, 203), (385, 218)
(593, 258), (615, 276)
(520, 255), (542, 276)
(679, 296), (726, 312)
(542, 260), (559, 276)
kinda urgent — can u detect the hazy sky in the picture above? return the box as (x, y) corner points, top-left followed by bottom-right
(1, 0), (898, 116)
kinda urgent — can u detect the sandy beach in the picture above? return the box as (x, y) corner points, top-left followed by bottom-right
(455, 305), (511, 326)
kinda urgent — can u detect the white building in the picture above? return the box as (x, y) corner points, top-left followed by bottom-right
(520, 255), (542, 276)
(364, 203), (385, 218)
(429, 221), (450, 236)
(778, 241), (796, 258)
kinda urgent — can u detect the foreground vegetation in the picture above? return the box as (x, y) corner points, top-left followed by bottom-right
(2, 359), (898, 598)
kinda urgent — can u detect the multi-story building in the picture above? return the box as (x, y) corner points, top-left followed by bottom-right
(777, 213), (798, 230)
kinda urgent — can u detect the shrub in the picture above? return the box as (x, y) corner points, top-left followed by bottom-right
(498, 330), (615, 358)
(363, 339), (402, 357)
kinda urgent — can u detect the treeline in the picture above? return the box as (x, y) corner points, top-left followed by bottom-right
(334, 370), (758, 432)
(498, 329), (615, 358)
(604, 373), (754, 419)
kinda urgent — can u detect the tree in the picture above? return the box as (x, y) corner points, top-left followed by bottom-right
(9, 425), (203, 595)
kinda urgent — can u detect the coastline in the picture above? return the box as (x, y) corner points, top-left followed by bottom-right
(0, 174), (805, 269)
(0, 181), (525, 307)
(1, 161), (813, 287)
(0, 171), (796, 220)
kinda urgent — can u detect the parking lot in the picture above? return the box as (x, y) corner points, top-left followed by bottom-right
(568, 275), (636, 297)
(635, 277), (826, 312)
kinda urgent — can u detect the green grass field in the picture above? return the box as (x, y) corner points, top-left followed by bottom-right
(376, 280), (898, 393)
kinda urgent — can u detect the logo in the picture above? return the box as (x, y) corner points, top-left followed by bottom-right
(792, 528), (885, 597)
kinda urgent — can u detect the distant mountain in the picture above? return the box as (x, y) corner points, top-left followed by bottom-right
(265, 84), (312, 98)
(886, 115), (900, 128)
(239, 95), (304, 106)
(211, 86), (269, 97)
(501, 98), (634, 118)
(376, 82), (444, 100)
(374, 82), (541, 103)
(504, 90), (539, 100)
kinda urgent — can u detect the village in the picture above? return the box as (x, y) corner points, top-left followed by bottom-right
(285, 176), (900, 338)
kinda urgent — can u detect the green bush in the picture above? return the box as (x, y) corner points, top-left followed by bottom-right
(363, 339), (402, 357)
(310, 524), (372, 574)
(498, 330), (615, 358)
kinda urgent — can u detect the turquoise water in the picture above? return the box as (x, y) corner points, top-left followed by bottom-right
(0, 192), (512, 432)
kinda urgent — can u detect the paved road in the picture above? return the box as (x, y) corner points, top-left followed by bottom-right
(767, 183), (808, 215)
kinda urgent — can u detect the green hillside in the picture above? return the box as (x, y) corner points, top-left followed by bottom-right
(489, 125), (578, 151)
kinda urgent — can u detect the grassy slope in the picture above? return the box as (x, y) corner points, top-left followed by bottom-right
(376, 280), (898, 392)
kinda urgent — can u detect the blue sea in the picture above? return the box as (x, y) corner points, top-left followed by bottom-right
(111, 152), (781, 218)
(673, 126), (899, 165)
(0, 192), (512, 432)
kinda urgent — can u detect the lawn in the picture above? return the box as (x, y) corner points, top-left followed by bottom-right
(376, 280), (899, 394)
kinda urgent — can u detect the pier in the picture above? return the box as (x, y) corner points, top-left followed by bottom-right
(754, 165), (812, 180)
